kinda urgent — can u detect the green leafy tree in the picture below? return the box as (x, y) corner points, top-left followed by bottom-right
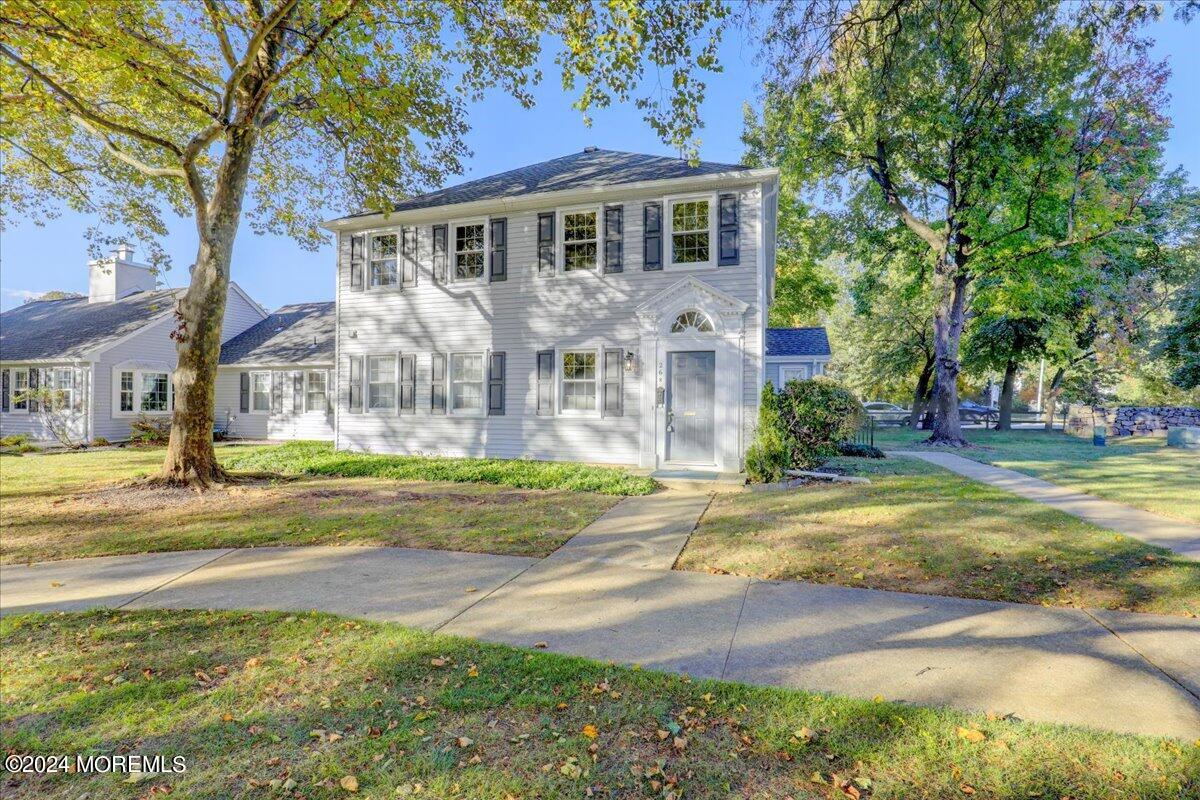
(753, 0), (1171, 445)
(1, 0), (727, 483)
(963, 315), (1046, 430)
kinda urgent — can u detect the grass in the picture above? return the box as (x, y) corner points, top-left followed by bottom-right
(678, 457), (1198, 616)
(0, 446), (617, 564)
(3, 610), (1196, 800)
(873, 428), (1200, 524)
(221, 441), (658, 496)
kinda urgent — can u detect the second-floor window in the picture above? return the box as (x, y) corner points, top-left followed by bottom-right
(454, 223), (485, 280)
(563, 210), (598, 271)
(370, 233), (398, 288)
(670, 199), (710, 265)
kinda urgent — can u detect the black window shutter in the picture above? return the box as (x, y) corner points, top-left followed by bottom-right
(271, 372), (282, 413)
(402, 227), (418, 287)
(718, 193), (739, 265)
(537, 212), (555, 276)
(293, 372), (303, 413)
(432, 224), (448, 284)
(536, 350), (555, 415)
(604, 206), (623, 273)
(239, 372), (250, 413)
(489, 218), (507, 282)
(399, 354), (416, 413)
(349, 357), (363, 413)
(27, 368), (39, 412)
(349, 234), (365, 291)
(487, 352), (505, 415)
(643, 202), (662, 270)
(1, 369), (9, 413)
(602, 349), (623, 416)
(430, 353), (446, 413)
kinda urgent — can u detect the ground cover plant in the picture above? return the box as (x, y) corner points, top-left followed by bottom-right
(873, 428), (1200, 523)
(680, 457), (1198, 616)
(2, 610), (1196, 799)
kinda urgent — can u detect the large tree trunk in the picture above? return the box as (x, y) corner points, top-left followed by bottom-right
(996, 359), (1017, 431)
(160, 128), (258, 485)
(927, 267), (969, 446)
(1043, 366), (1066, 431)
(909, 358), (933, 431)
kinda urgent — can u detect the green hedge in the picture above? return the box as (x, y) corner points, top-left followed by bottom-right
(221, 441), (657, 496)
(746, 378), (865, 481)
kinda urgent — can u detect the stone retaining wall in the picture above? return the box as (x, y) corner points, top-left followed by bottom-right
(1064, 405), (1200, 437)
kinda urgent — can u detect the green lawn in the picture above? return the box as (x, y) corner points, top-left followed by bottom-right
(3, 610), (1195, 800)
(0, 446), (618, 564)
(679, 457), (1198, 616)
(873, 428), (1200, 524)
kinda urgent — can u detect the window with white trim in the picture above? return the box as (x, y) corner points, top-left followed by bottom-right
(453, 223), (485, 280)
(449, 353), (484, 413)
(251, 371), (271, 412)
(119, 370), (135, 412)
(560, 350), (598, 413)
(670, 199), (710, 265)
(670, 310), (714, 333)
(140, 371), (169, 412)
(562, 210), (598, 271)
(780, 364), (812, 383)
(12, 368), (28, 411)
(367, 355), (396, 411)
(305, 370), (328, 413)
(370, 233), (398, 288)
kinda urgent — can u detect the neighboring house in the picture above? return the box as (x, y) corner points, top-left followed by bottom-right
(322, 147), (779, 473)
(215, 302), (335, 441)
(0, 245), (266, 442)
(764, 327), (832, 386)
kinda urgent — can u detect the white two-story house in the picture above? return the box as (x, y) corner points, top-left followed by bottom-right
(322, 148), (778, 473)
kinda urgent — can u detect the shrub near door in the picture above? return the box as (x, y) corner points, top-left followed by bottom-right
(778, 378), (865, 469)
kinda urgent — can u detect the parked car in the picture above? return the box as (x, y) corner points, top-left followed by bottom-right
(959, 400), (998, 423)
(863, 401), (911, 426)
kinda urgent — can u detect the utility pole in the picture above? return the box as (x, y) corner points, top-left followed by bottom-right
(1035, 357), (1045, 412)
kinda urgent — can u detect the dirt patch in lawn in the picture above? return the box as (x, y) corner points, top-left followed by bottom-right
(2, 475), (617, 564)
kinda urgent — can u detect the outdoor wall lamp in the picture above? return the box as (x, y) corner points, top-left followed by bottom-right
(624, 349), (639, 373)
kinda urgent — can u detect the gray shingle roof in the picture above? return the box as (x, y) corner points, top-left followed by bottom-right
(766, 327), (832, 358)
(342, 148), (750, 218)
(0, 289), (182, 362)
(219, 302), (334, 366)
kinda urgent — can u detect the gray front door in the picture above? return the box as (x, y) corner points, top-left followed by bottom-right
(666, 351), (716, 464)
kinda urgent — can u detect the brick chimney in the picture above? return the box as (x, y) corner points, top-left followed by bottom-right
(87, 244), (157, 303)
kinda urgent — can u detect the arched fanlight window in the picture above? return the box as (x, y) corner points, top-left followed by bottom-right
(670, 310), (715, 333)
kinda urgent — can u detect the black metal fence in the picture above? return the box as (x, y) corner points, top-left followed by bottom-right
(852, 416), (875, 447)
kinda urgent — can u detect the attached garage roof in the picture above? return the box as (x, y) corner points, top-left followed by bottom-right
(766, 327), (831, 358)
(219, 302), (334, 366)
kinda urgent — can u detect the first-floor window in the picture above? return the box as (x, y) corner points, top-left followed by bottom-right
(454, 223), (485, 280)
(306, 370), (328, 412)
(119, 370), (135, 412)
(368, 355), (396, 411)
(780, 365), (812, 383)
(46, 368), (74, 409)
(12, 368), (29, 410)
(141, 372), (169, 412)
(450, 353), (484, 412)
(251, 371), (271, 412)
(560, 351), (597, 412)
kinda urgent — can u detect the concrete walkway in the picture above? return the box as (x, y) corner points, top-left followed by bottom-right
(890, 450), (1200, 560)
(3, 492), (1199, 739)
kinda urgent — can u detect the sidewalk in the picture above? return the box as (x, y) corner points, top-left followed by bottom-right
(3, 491), (1199, 739)
(890, 450), (1200, 559)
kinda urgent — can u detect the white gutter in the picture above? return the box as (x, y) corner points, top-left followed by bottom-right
(321, 167), (782, 232)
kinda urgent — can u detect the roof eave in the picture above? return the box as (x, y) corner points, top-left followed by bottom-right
(321, 166), (781, 232)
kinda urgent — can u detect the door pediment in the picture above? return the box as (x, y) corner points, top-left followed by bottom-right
(635, 276), (750, 336)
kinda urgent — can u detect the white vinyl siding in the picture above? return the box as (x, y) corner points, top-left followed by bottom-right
(333, 181), (765, 466)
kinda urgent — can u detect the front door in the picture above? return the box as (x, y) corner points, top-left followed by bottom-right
(666, 350), (715, 464)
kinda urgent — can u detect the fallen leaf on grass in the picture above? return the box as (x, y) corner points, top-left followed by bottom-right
(960, 785), (976, 795)
(456, 736), (473, 748)
(430, 658), (447, 667)
(582, 724), (599, 739)
(339, 775), (359, 792)
(956, 727), (986, 743)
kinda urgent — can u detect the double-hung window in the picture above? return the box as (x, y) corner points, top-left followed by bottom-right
(11, 368), (29, 411)
(370, 233), (398, 288)
(46, 368), (73, 410)
(669, 198), (711, 266)
(250, 371), (271, 412)
(118, 370), (135, 412)
(449, 353), (484, 413)
(367, 355), (397, 411)
(305, 370), (328, 413)
(453, 222), (485, 280)
(562, 209), (598, 271)
(560, 350), (598, 413)
(140, 372), (169, 412)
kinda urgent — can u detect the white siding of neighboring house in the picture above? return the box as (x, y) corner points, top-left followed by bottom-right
(215, 366), (335, 441)
(333, 182), (768, 470)
(765, 358), (830, 387)
(0, 361), (89, 442)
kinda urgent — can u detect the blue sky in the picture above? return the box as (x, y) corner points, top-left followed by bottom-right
(2, 16), (1196, 312)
